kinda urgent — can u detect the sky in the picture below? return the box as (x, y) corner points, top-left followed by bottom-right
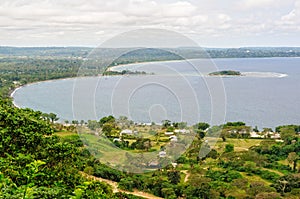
(0, 0), (300, 47)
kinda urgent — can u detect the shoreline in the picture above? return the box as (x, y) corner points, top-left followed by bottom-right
(9, 76), (82, 108)
(10, 57), (289, 109)
(10, 86), (22, 108)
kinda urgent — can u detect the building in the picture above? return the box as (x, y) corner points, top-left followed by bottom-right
(250, 132), (264, 138)
(159, 151), (167, 158)
(120, 129), (133, 135)
(270, 133), (281, 139)
(174, 129), (190, 134)
(113, 138), (121, 142)
(170, 135), (178, 142)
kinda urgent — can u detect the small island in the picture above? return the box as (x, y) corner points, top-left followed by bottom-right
(209, 70), (242, 76)
(102, 69), (148, 76)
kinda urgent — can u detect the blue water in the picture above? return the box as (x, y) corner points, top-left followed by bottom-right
(12, 57), (300, 129)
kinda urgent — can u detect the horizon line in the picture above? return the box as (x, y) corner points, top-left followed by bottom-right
(1, 45), (300, 49)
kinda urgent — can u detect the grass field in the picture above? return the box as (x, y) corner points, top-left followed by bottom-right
(54, 131), (76, 137)
(212, 138), (263, 153)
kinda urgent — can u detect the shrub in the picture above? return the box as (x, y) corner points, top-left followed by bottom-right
(225, 144), (234, 153)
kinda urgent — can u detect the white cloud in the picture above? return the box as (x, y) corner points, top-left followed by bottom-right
(236, 0), (294, 10)
(280, 0), (300, 23)
(0, 0), (299, 47)
(240, 0), (275, 8)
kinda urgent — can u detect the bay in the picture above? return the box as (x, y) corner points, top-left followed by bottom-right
(12, 57), (300, 129)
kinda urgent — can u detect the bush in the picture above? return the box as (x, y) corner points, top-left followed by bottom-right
(225, 144), (234, 153)
(118, 178), (135, 191)
(83, 166), (94, 175)
(93, 164), (124, 182)
(206, 170), (242, 183)
(253, 170), (280, 183)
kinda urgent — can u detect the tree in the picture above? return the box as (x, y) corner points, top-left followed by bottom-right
(99, 115), (115, 127)
(48, 113), (59, 123)
(185, 176), (212, 198)
(263, 128), (273, 133)
(130, 138), (152, 151)
(83, 166), (94, 175)
(80, 120), (85, 126)
(41, 113), (50, 122)
(102, 123), (114, 137)
(247, 182), (276, 196)
(161, 187), (176, 199)
(162, 120), (171, 128)
(72, 120), (79, 125)
(287, 152), (299, 171)
(178, 122), (187, 129)
(276, 125), (300, 133)
(143, 139), (151, 151)
(196, 122), (210, 131)
(0, 102), (53, 155)
(87, 120), (100, 130)
(167, 170), (181, 184)
(225, 144), (234, 153)
(280, 127), (296, 143)
(197, 130), (206, 139)
(224, 121), (245, 127)
(273, 175), (300, 193)
(253, 126), (259, 132)
(118, 178), (134, 191)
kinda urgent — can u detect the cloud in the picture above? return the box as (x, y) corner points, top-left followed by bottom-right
(239, 0), (275, 8)
(280, 0), (300, 24)
(0, 0), (299, 47)
(236, 0), (294, 10)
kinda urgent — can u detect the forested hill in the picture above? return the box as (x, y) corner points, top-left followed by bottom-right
(0, 99), (147, 198)
(1, 46), (300, 59)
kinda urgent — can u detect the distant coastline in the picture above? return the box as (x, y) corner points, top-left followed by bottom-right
(10, 58), (289, 110)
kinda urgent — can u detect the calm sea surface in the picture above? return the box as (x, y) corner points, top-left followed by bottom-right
(12, 57), (300, 129)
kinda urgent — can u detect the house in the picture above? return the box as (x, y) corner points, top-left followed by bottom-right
(250, 132), (264, 138)
(169, 135), (178, 142)
(174, 129), (190, 134)
(171, 162), (178, 168)
(120, 129), (133, 135)
(270, 133), (281, 139)
(113, 138), (121, 142)
(159, 151), (167, 158)
(250, 131), (281, 139)
(148, 160), (160, 168)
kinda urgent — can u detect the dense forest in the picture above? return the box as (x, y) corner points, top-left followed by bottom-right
(1, 46), (300, 58)
(1, 47), (300, 198)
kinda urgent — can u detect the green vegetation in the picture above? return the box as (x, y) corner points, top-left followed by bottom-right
(2, 96), (300, 198)
(0, 57), (81, 98)
(209, 70), (242, 76)
(102, 70), (147, 76)
(1, 46), (300, 59)
(79, 117), (300, 198)
(0, 99), (116, 198)
(1, 47), (300, 198)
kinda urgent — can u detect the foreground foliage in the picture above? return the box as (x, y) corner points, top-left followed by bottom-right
(0, 99), (144, 198)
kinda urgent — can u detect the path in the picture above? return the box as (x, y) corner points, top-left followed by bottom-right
(181, 170), (190, 183)
(80, 172), (163, 199)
